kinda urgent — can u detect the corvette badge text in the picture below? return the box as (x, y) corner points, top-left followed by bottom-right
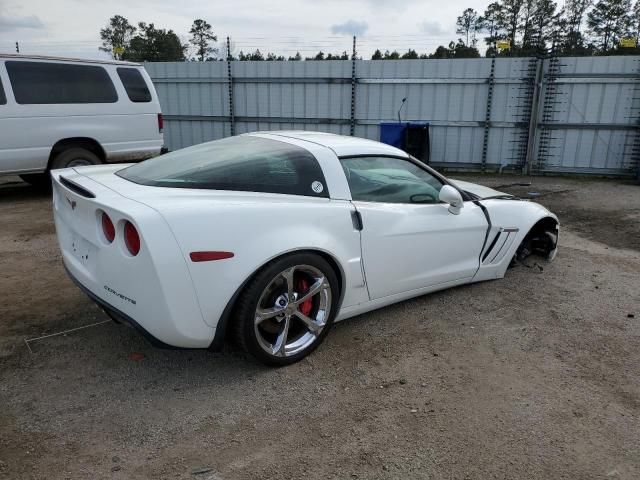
(104, 285), (137, 305)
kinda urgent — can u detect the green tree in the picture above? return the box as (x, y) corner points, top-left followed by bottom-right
(565, 0), (593, 49)
(480, 2), (507, 49)
(429, 45), (452, 58)
(266, 52), (286, 61)
(587, 0), (632, 50)
(628, 0), (640, 37)
(383, 50), (401, 59)
(189, 19), (217, 61)
(401, 48), (419, 58)
(122, 23), (187, 62)
(502, 0), (527, 51)
(452, 40), (482, 57)
(288, 52), (302, 61)
(240, 49), (265, 60)
(520, 0), (537, 49)
(371, 49), (384, 59)
(521, 0), (560, 53)
(326, 51), (350, 59)
(456, 8), (482, 46)
(99, 15), (136, 60)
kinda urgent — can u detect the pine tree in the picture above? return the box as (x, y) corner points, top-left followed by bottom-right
(629, 0), (640, 38)
(563, 0), (593, 51)
(456, 8), (482, 46)
(501, 0), (527, 48)
(99, 15), (136, 60)
(401, 49), (419, 59)
(123, 23), (187, 62)
(528, 0), (560, 52)
(587, 0), (632, 50)
(520, 0), (537, 49)
(480, 2), (507, 48)
(189, 19), (217, 61)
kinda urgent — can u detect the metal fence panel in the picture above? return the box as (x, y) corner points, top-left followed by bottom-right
(147, 55), (640, 176)
(533, 56), (640, 174)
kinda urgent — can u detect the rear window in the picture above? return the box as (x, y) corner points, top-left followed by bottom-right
(6, 61), (117, 104)
(0, 77), (5, 105)
(118, 136), (329, 198)
(117, 67), (151, 102)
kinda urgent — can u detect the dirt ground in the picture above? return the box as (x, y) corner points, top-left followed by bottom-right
(0, 173), (639, 480)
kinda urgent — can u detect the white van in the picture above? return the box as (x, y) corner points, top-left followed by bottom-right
(0, 54), (164, 186)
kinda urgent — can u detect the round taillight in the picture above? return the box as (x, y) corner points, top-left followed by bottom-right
(101, 212), (115, 243)
(124, 221), (141, 256)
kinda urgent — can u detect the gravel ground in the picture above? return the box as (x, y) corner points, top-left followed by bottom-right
(0, 173), (639, 480)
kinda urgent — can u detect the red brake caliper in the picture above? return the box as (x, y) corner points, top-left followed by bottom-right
(297, 278), (313, 316)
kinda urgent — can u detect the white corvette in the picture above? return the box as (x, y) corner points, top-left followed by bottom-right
(52, 131), (558, 365)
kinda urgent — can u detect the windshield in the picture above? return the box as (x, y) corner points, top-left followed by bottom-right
(118, 135), (329, 198)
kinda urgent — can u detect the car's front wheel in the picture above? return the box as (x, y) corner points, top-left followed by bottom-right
(234, 253), (339, 366)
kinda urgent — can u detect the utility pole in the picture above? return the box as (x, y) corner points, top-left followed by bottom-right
(350, 35), (357, 136)
(226, 36), (235, 136)
(15, 42), (19, 54)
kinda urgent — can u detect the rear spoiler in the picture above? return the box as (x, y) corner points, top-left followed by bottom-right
(59, 176), (95, 198)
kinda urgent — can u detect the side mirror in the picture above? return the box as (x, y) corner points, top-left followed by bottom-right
(439, 185), (464, 215)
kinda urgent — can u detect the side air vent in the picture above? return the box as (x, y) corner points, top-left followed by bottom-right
(482, 228), (519, 265)
(482, 231), (502, 262)
(59, 176), (96, 198)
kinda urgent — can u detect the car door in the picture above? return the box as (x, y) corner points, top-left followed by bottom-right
(341, 155), (487, 300)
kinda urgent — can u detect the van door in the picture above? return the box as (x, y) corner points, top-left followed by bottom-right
(0, 62), (23, 173)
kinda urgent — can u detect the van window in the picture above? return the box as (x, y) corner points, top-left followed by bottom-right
(6, 61), (117, 104)
(117, 68), (151, 103)
(0, 77), (6, 105)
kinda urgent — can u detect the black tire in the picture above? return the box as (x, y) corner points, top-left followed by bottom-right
(50, 147), (101, 170)
(19, 173), (51, 190)
(234, 252), (340, 366)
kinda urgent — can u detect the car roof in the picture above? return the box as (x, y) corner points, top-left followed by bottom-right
(250, 131), (409, 158)
(0, 53), (141, 67)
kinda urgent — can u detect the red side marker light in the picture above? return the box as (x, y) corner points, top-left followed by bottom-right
(190, 251), (234, 262)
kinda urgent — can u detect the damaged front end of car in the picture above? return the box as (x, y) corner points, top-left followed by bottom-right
(514, 217), (559, 263)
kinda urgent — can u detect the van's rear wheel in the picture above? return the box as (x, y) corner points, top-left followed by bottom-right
(51, 148), (101, 170)
(234, 253), (339, 366)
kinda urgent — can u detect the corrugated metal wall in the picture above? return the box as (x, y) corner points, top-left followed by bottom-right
(533, 56), (640, 175)
(146, 56), (640, 176)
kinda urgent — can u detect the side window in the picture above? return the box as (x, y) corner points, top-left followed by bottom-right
(117, 68), (151, 102)
(118, 136), (330, 198)
(6, 61), (117, 104)
(0, 76), (6, 105)
(341, 156), (444, 204)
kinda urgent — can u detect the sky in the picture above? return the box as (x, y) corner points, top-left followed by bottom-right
(0, 0), (490, 60)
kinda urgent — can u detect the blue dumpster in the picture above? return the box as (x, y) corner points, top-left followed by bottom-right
(379, 122), (407, 150)
(379, 122), (430, 163)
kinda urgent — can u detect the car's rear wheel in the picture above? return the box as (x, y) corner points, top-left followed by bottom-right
(51, 147), (101, 170)
(234, 253), (339, 366)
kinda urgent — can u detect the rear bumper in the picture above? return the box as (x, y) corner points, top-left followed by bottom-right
(52, 169), (216, 348)
(65, 264), (179, 349)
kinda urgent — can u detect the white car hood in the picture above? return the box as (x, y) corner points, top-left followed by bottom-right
(450, 179), (511, 199)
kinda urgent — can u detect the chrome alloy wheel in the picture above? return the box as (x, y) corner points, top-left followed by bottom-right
(254, 264), (332, 358)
